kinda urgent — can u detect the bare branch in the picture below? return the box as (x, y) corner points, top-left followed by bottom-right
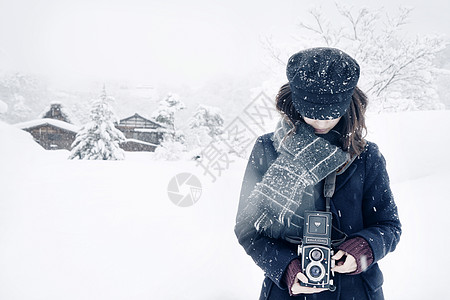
(259, 35), (286, 67)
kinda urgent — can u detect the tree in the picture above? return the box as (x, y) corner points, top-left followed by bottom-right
(183, 104), (225, 157)
(150, 93), (187, 160)
(189, 104), (224, 136)
(0, 72), (50, 123)
(151, 93), (186, 131)
(69, 87), (125, 160)
(153, 133), (187, 161)
(151, 93), (186, 144)
(0, 99), (7, 115)
(263, 4), (448, 112)
(186, 104), (224, 148)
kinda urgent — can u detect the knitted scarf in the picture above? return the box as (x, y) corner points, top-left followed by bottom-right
(236, 117), (350, 239)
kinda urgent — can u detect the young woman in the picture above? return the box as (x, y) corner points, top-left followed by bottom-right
(234, 47), (401, 300)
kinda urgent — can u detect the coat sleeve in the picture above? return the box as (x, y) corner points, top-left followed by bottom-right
(234, 136), (299, 290)
(350, 142), (402, 265)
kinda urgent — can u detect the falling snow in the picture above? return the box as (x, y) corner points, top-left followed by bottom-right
(0, 110), (450, 299)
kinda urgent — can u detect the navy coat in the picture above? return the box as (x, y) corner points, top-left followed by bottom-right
(234, 132), (402, 300)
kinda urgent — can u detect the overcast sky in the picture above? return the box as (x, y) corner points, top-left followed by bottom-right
(0, 0), (449, 88)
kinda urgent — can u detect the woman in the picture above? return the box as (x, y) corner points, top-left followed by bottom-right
(234, 47), (401, 300)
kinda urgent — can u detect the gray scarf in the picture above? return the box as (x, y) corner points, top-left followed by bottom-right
(236, 117), (350, 239)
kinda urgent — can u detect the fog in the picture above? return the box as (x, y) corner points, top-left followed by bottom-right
(0, 0), (448, 89)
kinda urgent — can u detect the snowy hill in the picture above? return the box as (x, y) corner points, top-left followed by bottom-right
(1, 110), (450, 299)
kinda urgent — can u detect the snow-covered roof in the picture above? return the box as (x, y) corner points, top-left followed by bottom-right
(134, 128), (172, 133)
(119, 113), (168, 129)
(122, 139), (158, 147)
(38, 102), (73, 123)
(14, 118), (80, 133)
(120, 113), (152, 123)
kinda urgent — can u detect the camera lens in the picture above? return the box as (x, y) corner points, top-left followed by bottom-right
(310, 249), (323, 261)
(310, 265), (322, 278)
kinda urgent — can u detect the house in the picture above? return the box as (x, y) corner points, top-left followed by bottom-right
(116, 113), (171, 152)
(15, 106), (170, 152)
(40, 103), (72, 123)
(14, 103), (78, 150)
(15, 118), (79, 150)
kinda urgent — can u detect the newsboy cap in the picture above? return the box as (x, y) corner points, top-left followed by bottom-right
(286, 47), (360, 120)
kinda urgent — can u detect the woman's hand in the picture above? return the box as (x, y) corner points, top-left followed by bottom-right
(331, 250), (357, 273)
(290, 272), (327, 295)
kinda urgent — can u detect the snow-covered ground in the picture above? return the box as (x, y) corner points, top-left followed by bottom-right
(0, 110), (449, 299)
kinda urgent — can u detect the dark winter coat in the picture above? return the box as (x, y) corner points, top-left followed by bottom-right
(234, 132), (402, 300)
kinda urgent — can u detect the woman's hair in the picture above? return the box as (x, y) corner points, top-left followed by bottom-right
(275, 83), (368, 157)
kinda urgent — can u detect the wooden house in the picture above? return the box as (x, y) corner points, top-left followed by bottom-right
(116, 113), (171, 152)
(15, 107), (170, 152)
(15, 118), (79, 150)
(40, 103), (72, 123)
(15, 103), (78, 150)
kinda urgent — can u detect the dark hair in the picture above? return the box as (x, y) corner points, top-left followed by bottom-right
(275, 83), (368, 157)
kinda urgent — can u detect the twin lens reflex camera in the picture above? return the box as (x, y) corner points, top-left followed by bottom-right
(298, 211), (336, 291)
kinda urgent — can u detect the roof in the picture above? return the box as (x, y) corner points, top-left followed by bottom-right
(118, 113), (166, 129)
(14, 118), (80, 133)
(122, 138), (158, 147)
(38, 102), (73, 123)
(134, 128), (172, 133)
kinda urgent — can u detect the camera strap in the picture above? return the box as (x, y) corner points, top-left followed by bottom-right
(324, 171), (337, 212)
(324, 171), (348, 246)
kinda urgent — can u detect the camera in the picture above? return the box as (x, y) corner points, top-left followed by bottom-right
(298, 211), (335, 291)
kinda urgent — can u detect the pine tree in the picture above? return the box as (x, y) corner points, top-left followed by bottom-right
(68, 87), (125, 160)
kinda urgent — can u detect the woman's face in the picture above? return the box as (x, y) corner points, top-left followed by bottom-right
(303, 116), (342, 135)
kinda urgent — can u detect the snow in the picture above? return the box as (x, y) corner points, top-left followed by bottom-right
(14, 118), (80, 133)
(1, 110), (450, 299)
(0, 99), (7, 114)
(134, 128), (171, 133)
(123, 138), (158, 146)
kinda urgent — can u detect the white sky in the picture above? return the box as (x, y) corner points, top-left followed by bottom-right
(0, 0), (448, 87)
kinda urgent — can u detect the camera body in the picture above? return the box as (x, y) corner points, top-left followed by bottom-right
(298, 211), (335, 291)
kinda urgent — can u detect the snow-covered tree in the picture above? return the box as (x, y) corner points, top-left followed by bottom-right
(263, 4), (448, 112)
(150, 93), (187, 160)
(151, 93), (186, 145)
(151, 93), (186, 130)
(185, 104), (225, 153)
(11, 93), (32, 120)
(0, 72), (50, 123)
(69, 87), (125, 160)
(189, 104), (224, 137)
(153, 132), (187, 161)
(0, 99), (8, 115)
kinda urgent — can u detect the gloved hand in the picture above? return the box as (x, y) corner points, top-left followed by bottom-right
(331, 250), (357, 273)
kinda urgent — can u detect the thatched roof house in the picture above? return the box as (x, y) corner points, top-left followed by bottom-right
(40, 102), (72, 123)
